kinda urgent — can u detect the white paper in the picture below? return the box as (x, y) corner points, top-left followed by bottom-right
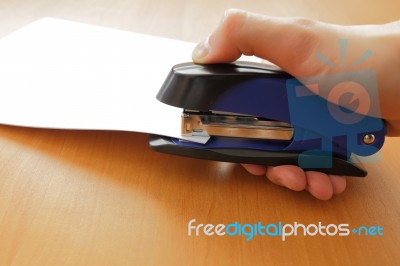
(0, 18), (257, 142)
(0, 18), (194, 139)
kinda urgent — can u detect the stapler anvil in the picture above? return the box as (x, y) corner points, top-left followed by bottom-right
(149, 62), (386, 177)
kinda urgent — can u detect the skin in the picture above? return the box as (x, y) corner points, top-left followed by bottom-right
(192, 9), (400, 200)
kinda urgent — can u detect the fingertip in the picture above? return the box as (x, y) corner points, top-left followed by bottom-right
(329, 175), (347, 194)
(241, 164), (267, 175)
(266, 165), (307, 191)
(305, 171), (333, 200)
(192, 39), (210, 63)
(192, 9), (250, 64)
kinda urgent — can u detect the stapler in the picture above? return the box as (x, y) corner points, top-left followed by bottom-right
(149, 62), (386, 177)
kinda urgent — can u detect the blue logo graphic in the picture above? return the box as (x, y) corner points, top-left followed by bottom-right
(286, 39), (383, 168)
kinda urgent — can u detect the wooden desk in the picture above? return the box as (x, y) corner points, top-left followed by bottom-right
(0, 1), (399, 265)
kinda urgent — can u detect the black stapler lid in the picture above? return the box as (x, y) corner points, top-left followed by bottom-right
(156, 61), (290, 111)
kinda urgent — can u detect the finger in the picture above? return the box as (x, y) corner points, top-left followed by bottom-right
(241, 164), (267, 175)
(329, 175), (347, 194)
(305, 171), (334, 200)
(192, 9), (331, 77)
(266, 165), (307, 191)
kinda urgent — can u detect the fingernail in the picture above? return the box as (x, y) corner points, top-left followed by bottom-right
(192, 40), (209, 62)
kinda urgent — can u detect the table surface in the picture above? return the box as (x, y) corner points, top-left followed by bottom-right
(0, 0), (399, 265)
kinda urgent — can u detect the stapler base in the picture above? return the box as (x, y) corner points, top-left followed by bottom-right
(149, 134), (367, 177)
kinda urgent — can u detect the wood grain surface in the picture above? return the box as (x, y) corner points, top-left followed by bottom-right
(0, 0), (399, 265)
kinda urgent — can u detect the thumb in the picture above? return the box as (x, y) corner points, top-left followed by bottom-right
(192, 9), (332, 78)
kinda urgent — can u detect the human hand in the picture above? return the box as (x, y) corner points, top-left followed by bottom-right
(192, 9), (400, 200)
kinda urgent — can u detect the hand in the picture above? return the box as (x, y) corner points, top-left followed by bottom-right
(192, 9), (400, 200)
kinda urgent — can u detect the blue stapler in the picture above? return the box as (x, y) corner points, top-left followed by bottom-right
(149, 62), (386, 177)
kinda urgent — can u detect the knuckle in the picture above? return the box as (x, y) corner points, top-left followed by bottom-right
(221, 9), (248, 38)
(222, 8), (247, 24)
(293, 17), (318, 30)
(220, 9), (255, 56)
(292, 18), (319, 52)
(285, 18), (322, 73)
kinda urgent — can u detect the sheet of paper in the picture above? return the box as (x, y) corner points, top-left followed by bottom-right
(0, 17), (193, 139)
(0, 18), (257, 142)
